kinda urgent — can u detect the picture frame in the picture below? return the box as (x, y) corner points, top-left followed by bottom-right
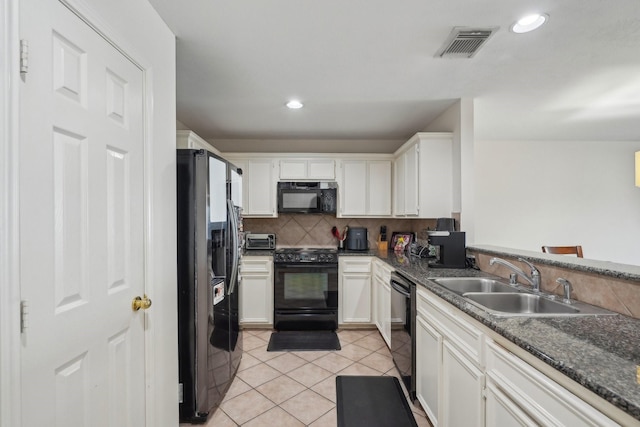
(390, 232), (414, 252)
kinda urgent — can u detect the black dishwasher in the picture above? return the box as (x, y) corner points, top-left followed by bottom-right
(390, 272), (416, 401)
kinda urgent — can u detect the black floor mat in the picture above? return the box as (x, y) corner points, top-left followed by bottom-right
(336, 376), (418, 427)
(267, 331), (341, 351)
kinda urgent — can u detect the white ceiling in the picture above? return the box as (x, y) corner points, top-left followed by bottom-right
(148, 0), (640, 152)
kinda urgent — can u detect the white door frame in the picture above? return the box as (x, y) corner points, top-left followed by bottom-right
(1, 0), (21, 425)
(1, 0), (161, 425)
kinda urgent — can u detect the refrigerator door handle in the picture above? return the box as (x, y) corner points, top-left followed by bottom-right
(227, 199), (240, 295)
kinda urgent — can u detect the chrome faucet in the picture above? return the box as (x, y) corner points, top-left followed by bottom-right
(556, 278), (573, 304)
(489, 257), (541, 293)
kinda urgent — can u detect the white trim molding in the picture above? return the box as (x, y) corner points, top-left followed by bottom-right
(1, 0), (22, 426)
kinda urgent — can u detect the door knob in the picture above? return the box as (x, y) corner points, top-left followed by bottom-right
(132, 294), (152, 311)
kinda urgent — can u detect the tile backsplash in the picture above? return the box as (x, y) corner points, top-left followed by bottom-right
(244, 214), (438, 249)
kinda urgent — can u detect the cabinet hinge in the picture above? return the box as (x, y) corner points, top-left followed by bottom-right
(20, 300), (28, 333)
(178, 383), (183, 403)
(19, 39), (29, 74)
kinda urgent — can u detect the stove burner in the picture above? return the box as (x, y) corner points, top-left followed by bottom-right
(274, 248), (338, 264)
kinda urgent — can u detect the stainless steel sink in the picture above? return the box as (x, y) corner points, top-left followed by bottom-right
(432, 277), (518, 295)
(431, 276), (618, 317)
(463, 292), (617, 317)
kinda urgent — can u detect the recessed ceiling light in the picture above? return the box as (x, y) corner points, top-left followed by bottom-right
(286, 100), (303, 109)
(511, 13), (548, 33)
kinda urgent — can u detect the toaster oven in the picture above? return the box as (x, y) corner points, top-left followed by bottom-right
(245, 233), (276, 250)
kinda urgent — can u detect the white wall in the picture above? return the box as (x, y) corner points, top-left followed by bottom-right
(422, 101), (460, 205)
(475, 139), (640, 265)
(422, 98), (476, 244)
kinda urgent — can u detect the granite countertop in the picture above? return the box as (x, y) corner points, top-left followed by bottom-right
(374, 250), (640, 422)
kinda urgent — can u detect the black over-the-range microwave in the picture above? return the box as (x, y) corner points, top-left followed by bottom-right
(277, 182), (337, 214)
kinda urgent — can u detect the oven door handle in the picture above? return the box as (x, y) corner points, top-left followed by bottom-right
(275, 264), (337, 268)
(390, 279), (411, 298)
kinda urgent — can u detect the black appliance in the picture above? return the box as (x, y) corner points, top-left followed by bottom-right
(273, 248), (339, 330)
(436, 217), (456, 232)
(176, 149), (243, 423)
(427, 231), (466, 268)
(277, 182), (337, 214)
(245, 233), (276, 250)
(345, 227), (368, 251)
(390, 272), (416, 401)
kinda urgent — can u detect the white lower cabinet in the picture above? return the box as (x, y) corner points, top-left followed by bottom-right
(239, 256), (273, 326)
(378, 281), (391, 346)
(416, 287), (484, 427)
(442, 341), (485, 427)
(416, 313), (442, 425)
(374, 274), (391, 347)
(485, 339), (619, 427)
(372, 258), (393, 347)
(416, 285), (622, 427)
(339, 257), (373, 324)
(485, 381), (539, 427)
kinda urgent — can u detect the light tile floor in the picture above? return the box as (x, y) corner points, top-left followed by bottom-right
(182, 328), (433, 427)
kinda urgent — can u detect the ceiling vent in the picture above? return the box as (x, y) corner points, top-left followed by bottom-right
(436, 27), (498, 58)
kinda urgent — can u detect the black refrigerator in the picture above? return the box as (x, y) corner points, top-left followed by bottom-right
(176, 149), (243, 423)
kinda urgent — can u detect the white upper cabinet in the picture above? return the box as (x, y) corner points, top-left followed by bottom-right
(338, 159), (392, 217)
(340, 160), (367, 216)
(368, 161), (392, 216)
(394, 133), (453, 218)
(279, 158), (335, 180)
(226, 157), (278, 217)
(393, 155), (405, 216)
(403, 143), (419, 216)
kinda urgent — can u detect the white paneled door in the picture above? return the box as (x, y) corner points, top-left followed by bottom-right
(20, 1), (146, 426)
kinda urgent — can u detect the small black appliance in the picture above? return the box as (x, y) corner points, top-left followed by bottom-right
(427, 231), (466, 268)
(244, 233), (276, 250)
(345, 227), (368, 251)
(277, 182), (337, 214)
(436, 217), (456, 232)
